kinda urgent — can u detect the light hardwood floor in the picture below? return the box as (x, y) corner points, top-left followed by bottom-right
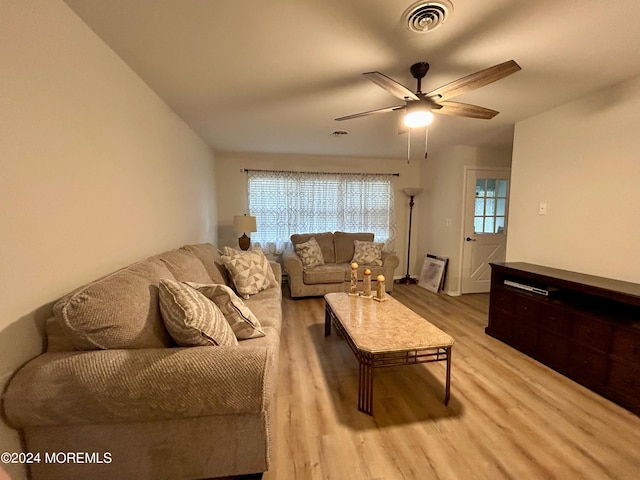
(263, 284), (640, 480)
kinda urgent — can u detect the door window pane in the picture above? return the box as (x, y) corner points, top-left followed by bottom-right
(497, 179), (508, 197)
(485, 179), (496, 197)
(484, 217), (494, 233)
(473, 177), (508, 234)
(485, 198), (495, 216)
(474, 217), (484, 234)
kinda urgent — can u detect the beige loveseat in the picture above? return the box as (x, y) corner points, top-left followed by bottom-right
(1, 243), (281, 480)
(282, 231), (399, 298)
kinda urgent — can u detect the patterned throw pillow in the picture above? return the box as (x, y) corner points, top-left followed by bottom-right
(158, 279), (238, 347)
(221, 247), (278, 299)
(222, 246), (241, 256)
(294, 237), (325, 269)
(352, 240), (384, 266)
(188, 282), (265, 340)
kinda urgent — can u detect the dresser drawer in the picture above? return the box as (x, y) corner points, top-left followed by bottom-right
(608, 359), (640, 399)
(537, 329), (570, 371)
(487, 309), (512, 341)
(512, 316), (537, 354)
(514, 294), (541, 322)
(572, 314), (613, 352)
(539, 304), (572, 336)
(569, 343), (609, 386)
(490, 286), (515, 314)
(611, 327), (640, 366)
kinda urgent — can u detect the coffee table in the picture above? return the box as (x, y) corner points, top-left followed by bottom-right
(324, 292), (455, 415)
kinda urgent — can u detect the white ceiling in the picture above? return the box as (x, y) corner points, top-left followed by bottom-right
(64, 0), (640, 159)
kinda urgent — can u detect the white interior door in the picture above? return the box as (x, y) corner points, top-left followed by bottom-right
(461, 168), (511, 293)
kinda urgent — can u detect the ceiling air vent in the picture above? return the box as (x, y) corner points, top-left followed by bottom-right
(402, 1), (454, 33)
(331, 130), (350, 137)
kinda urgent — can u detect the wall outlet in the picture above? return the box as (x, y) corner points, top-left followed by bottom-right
(538, 202), (548, 215)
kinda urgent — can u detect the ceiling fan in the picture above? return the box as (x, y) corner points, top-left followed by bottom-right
(335, 60), (521, 128)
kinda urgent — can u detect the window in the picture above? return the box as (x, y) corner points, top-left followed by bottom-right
(474, 178), (508, 234)
(247, 170), (396, 250)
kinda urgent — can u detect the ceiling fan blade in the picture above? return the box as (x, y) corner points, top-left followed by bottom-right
(426, 60), (521, 101)
(335, 104), (406, 121)
(363, 72), (420, 101)
(436, 101), (499, 119)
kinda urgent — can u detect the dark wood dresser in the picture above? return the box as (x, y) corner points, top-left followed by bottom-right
(487, 262), (640, 416)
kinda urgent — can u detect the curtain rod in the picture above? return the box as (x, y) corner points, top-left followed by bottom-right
(243, 168), (399, 177)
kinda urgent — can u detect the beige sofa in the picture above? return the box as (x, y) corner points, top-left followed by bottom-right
(1, 243), (281, 480)
(282, 231), (399, 298)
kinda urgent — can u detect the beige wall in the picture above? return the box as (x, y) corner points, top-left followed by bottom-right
(0, 1), (217, 474)
(214, 151), (420, 277)
(508, 75), (640, 283)
(417, 146), (512, 294)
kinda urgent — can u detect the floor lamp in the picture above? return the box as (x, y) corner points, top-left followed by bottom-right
(396, 187), (424, 285)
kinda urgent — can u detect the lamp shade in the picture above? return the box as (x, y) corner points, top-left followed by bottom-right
(402, 187), (424, 198)
(233, 215), (257, 234)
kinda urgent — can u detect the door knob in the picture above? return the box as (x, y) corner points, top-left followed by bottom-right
(466, 237), (476, 242)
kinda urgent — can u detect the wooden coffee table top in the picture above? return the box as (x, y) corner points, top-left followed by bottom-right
(325, 292), (454, 354)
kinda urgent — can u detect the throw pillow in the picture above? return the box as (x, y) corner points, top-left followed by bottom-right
(54, 258), (175, 350)
(221, 247), (278, 299)
(352, 240), (384, 266)
(222, 246), (242, 256)
(158, 279), (238, 347)
(294, 237), (325, 269)
(179, 244), (229, 285)
(188, 282), (265, 340)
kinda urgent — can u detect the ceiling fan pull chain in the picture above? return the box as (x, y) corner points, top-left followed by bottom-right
(407, 128), (411, 164)
(424, 127), (429, 159)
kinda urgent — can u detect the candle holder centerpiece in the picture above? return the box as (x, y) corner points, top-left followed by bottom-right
(374, 275), (388, 302)
(349, 262), (360, 296)
(362, 268), (373, 298)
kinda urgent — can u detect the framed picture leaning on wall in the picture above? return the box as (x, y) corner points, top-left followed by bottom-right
(418, 254), (448, 293)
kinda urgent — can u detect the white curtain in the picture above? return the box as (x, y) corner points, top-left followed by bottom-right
(248, 170), (396, 253)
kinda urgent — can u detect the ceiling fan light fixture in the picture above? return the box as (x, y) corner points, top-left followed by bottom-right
(337, 59), (520, 132)
(403, 107), (433, 128)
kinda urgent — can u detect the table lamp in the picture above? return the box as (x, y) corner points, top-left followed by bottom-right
(233, 214), (257, 250)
